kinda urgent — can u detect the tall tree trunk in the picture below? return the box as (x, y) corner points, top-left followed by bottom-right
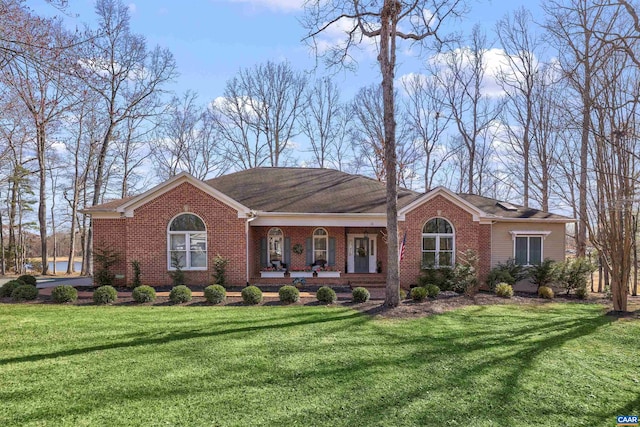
(37, 126), (48, 275)
(381, 0), (400, 307)
(0, 210), (5, 275)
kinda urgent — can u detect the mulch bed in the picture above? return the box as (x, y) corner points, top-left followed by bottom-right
(4, 288), (639, 320)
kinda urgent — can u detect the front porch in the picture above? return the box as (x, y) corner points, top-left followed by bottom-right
(250, 272), (387, 289)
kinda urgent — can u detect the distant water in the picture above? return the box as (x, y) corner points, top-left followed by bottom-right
(47, 261), (83, 272)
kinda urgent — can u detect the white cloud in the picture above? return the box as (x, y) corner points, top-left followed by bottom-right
(314, 16), (378, 60)
(224, 0), (303, 12)
(429, 47), (538, 98)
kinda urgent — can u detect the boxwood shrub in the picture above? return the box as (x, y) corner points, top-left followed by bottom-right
(51, 285), (78, 303)
(0, 280), (25, 297)
(316, 286), (337, 304)
(410, 286), (427, 302)
(169, 285), (192, 304)
(204, 285), (226, 304)
(132, 285), (156, 303)
(352, 287), (370, 303)
(17, 274), (37, 286)
(12, 284), (38, 301)
(425, 284), (440, 298)
(495, 282), (514, 298)
(242, 285), (263, 305)
(279, 285), (300, 304)
(538, 286), (554, 299)
(93, 285), (118, 305)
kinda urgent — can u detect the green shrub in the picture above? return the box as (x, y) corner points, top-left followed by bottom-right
(495, 282), (514, 298)
(575, 285), (588, 300)
(169, 285), (192, 304)
(51, 285), (78, 303)
(425, 284), (440, 298)
(555, 257), (595, 295)
(131, 261), (142, 288)
(418, 267), (454, 291)
(11, 284), (38, 301)
(212, 254), (230, 288)
(242, 285), (263, 305)
(93, 285), (118, 305)
(132, 285), (156, 303)
(279, 285), (300, 304)
(0, 280), (25, 297)
(538, 286), (554, 299)
(410, 286), (427, 302)
(94, 247), (120, 287)
(204, 285), (226, 304)
(450, 249), (479, 295)
(399, 288), (407, 300)
(17, 274), (37, 286)
(486, 258), (528, 290)
(316, 286), (337, 304)
(530, 259), (557, 290)
(352, 287), (370, 303)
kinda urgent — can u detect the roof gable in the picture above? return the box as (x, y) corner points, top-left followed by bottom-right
(87, 172), (250, 218)
(398, 186), (488, 221)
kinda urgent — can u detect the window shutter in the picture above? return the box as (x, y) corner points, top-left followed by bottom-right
(260, 237), (267, 267)
(284, 237), (291, 267)
(328, 237), (336, 266)
(306, 237), (313, 265)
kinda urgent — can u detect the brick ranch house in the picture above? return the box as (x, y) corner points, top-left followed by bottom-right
(84, 168), (573, 290)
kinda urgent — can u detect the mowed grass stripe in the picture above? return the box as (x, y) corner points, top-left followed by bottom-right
(0, 303), (637, 426)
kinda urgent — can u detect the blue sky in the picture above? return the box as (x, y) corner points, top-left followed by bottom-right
(29, 0), (541, 103)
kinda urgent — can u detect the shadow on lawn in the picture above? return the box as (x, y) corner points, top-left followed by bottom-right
(0, 308), (367, 366)
(266, 305), (618, 426)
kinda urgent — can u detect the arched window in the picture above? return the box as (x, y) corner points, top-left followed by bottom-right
(422, 218), (454, 267)
(268, 228), (284, 265)
(313, 228), (328, 263)
(168, 213), (207, 270)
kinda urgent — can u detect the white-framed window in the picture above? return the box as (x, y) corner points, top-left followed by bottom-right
(422, 218), (454, 268)
(168, 213), (207, 270)
(510, 231), (550, 266)
(313, 228), (328, 263)
(268, 228), (284, 265)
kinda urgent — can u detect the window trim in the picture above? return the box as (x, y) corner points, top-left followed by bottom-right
(421, 217), (455, 268)
(312, 227), (329, 263)
(509, 231), (551, 266)
(167, 213), (207, 271)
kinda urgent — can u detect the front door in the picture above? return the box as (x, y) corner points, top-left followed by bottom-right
(354, 237), (369, 273)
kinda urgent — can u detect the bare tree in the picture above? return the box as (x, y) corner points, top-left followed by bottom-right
(300, 77), (347, 168)
(303, 0), (466, 307)
(213, 61), (306, 169)
(543, 0), (619, 257)
(435, 25), (502, 195)
(495, 7), (542, 208)
(78, 0), (176, 273)
(154, 91), (227, 180)
(401, 73), (453, 191)
(1, 13), (76, 275)
(350, 84), (417, 183)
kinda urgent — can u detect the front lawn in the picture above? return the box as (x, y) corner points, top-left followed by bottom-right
(0, 303), (638, 426)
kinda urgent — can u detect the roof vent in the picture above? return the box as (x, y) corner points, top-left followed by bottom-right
(497, 201), (519, 211)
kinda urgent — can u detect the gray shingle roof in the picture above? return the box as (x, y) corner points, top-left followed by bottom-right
(205, 167), (420, 213)
(457, 193), (570, 220)
(84, 167), (572, 221)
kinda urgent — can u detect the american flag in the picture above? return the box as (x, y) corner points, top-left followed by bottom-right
(399, 231), (407, 262)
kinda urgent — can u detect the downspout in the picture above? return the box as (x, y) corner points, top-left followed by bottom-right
(245, 211), (257, 286)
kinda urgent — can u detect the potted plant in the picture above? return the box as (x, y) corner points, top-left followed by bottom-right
(316, 265), (341, 278)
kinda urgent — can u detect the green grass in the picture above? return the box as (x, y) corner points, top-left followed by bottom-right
(0, 303), (638, 426)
